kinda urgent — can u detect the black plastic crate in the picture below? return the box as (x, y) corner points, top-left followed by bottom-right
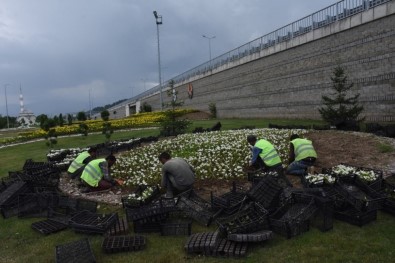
(211, 181), (248, 215)
(70, 211), (118, 234)
(0, 181), (29, 207)
(102, 235), (146, 253)
(55, 238), (96, 263)
(106, 217), (129, 236)
(217, 202), (269, 237)
(160, 219), (192, 236)
(214, 238), (248, 258)
(227, 230), (273, 243)
(334, 177), (385, 212)
(32, 219), (68, 235)
(125, 198), (176, 222)
(184, 231), (220, 255)
(177, 190), (217, 227)
(121, 185), (160, 208)
(269, 193), (317, 238)
(247, 175), (283, 210)
(334, 207), (377, 226)
(18, 193), (58, 218)
(133, 217), (163, 233)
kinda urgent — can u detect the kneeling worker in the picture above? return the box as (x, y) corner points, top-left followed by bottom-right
(80, 155), (118, 192)
(67, 147), (97, 179)
(286, 134), (317, 176)
(158, 151), (195, 198)
(247, 135), (283, 173)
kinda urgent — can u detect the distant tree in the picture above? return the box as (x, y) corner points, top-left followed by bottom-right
(58, 113), (64, 127)
(53, 115), (59, 126)
(209, 103), (217, 119)
(159, 80), (191, 136)
(77, 111), (87, 121)
(78, 123), (89, 137)
(319, 66), (364, 130)
(36, 114), (48, 128)
(45, 128), (57, 148)
(101, 110), (110, 121)
(42, 118), (57, 131)
(102, 122), (113, 142)
(67, 114), (73, 125)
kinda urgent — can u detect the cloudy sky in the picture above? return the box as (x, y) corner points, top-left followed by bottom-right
(0, 0), (337, 116)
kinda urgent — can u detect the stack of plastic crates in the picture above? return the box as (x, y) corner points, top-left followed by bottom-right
(380, 179), (395, 215)
(184, 231), (221, 256)
(211, 181), (248, 216)
(247, 175), (284, 211)
(269, 192), (318, 238)
(333, 175), (385, 226)
(217, 202), (269, 237)
(125, 198), (176, 233)
(0, 181), (30, 218)
(70, 210), (118, 234)
(176, 189), (219, 227)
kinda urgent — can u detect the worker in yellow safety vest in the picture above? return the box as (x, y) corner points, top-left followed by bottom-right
(80, 155), (118, 192)
(286, 134), (317, 176)
(67, 147), (97, 179)
(246, 135), (283, 173)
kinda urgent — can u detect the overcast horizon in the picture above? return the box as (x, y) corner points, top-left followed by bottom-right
(1, 0), (337, 117)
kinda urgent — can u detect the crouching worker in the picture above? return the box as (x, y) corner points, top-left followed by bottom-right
(247, 135), (283, 174)
(67, 147), (97, 179)
(286, 134), (317, 176)
(80, 155), (118, 193)
(158, 151), (195, 198)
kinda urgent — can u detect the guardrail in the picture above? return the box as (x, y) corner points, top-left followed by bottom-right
(128, 0), (391, 104)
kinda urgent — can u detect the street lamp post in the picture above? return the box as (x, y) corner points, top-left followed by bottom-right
(202, 34), (216, 68)
(4, 84), (10, 129)
(153, 11), (163, 110)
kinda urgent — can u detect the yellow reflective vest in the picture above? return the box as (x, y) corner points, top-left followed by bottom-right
(291, 138), (317, 161)
(80, 158), (106, 187)
(255, 139), (282, 166)
(67, 151), (90, 174)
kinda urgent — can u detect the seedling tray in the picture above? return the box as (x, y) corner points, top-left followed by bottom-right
(102, 235), (146, 253)
(106, 216), (129, 236)
(32, 219), (68, 235)
(214, 238), (248, 258)
(70, 211), (118, 234)
(184, 231), (220, 255)
(227, 230), (273, 243)
(55, 238), (96, 263)
(160, 219), (192, 236)
(334, 207), (377, 226)
(217, 202), (269, 236)
(133, 218), (163, 233)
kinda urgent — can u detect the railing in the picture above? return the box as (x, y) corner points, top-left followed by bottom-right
(127, 0), (391, 104)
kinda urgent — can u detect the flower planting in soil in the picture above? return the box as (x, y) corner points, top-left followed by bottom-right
(111, 128), (308, 187)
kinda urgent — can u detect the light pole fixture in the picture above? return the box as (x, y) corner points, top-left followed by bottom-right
(202, 34), (216, 64)
(4, 84), (10, 129)
(153, 11), (163, 110)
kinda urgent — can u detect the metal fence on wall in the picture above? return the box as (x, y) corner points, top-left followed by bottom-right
(130, 0), (391, 104)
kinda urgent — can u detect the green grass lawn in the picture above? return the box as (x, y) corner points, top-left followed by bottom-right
(1, 119), (394, 262)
